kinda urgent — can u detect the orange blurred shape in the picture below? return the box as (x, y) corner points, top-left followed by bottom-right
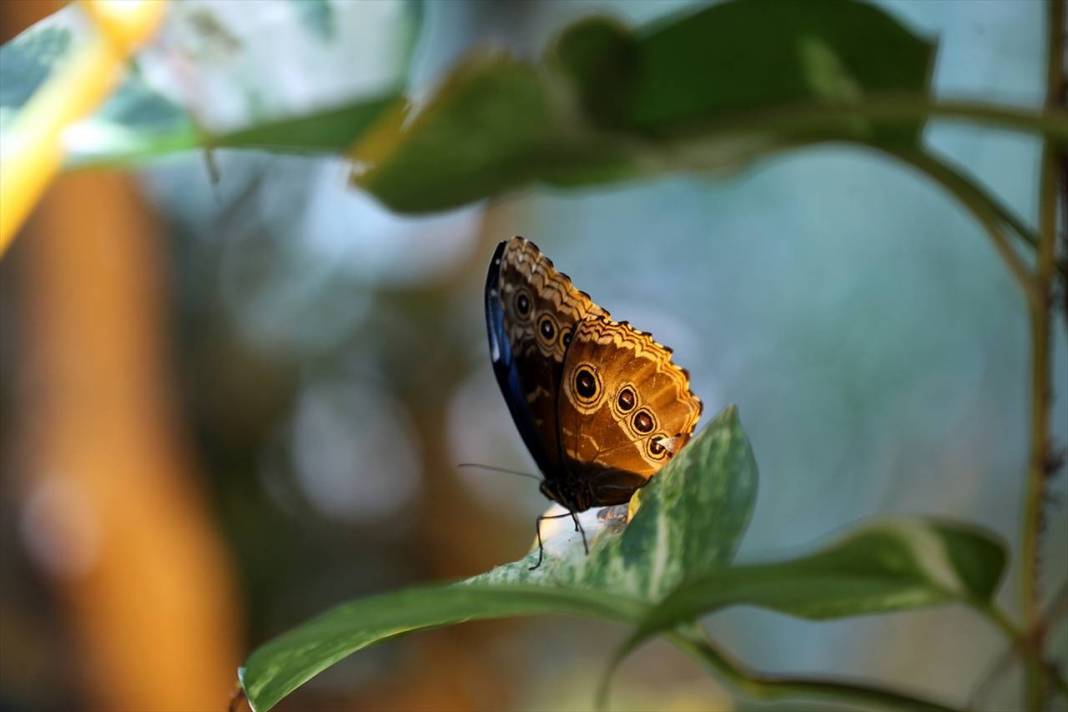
(17, 168), (242, 710)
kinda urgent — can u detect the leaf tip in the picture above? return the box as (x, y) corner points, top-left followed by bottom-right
(712, 403), (741, 430)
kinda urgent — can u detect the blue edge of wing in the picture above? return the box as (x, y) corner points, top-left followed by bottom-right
(484, 240), (552, 478)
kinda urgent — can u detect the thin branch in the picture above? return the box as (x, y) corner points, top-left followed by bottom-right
(663, 628), (965, 712)
(669, 97), (1068, 150)
(599, 623), (970, 711)
(1021, 1), (1065, 710)
(969, 580), (1068, 708)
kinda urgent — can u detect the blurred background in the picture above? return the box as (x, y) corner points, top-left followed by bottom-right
(1, 1), (1065, 711)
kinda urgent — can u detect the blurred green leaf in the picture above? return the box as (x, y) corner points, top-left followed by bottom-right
(240, 584), (647, 712)
(623, 0), (934, 144)
(220, 95), (399, 152)
(616, 517), (1006, 662)
(239, 406), (758, 709)
(0, 0), (422, 168)
(469, 405), (758, 601)
(69, 94), (400, 169)
(349, 54), (637, 212)
(352, 0), (935, 212)
(547, 16), (636, 130)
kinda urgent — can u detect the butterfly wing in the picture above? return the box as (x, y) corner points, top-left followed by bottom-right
(557, 316), (702, 505)
(485, 237), (609, 476)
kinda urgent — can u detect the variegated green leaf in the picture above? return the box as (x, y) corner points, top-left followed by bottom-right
(611, 517), (1007, 668)
(467, 405), (759, 601)
(240, 584), (647, 712)
(238, 406), (758, 709)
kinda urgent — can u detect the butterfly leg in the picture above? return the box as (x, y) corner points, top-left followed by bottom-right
(531, 515), (547, 570)
(530, 511), (577, 570)
(570, 510), (589, 555)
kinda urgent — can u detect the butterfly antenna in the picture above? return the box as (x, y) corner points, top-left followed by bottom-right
(457, 463), (542, 481)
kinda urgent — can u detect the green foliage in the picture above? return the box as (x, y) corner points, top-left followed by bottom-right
(613, 519), (1006, 669)
(220, 97), (399, 154)
(469, 406), (757, 600)
(351, 54), (637, 216)
(241, 585), (647, 712)
(622, 0), (933, 143)
(3, 0), (1063, 709)
(0, 0), (422, 167)
(352, 0), (935, 212)
(240, 406), (755, 711)
(237, 407), (1007, 712)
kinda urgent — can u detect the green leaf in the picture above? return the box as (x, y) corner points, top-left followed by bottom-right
(240, 584), (647, 712)
(68, 94), (401, 170)
(624, 0), (935, 145)
(349, 54), (637, 213)
(351, 0), (935, 213)
(547, 16), (637, 130)
(239, 406), (758, 710)
(467, 405), (758, 601)
(616, 517), (1006, 662)
(0, 0), (422, 168)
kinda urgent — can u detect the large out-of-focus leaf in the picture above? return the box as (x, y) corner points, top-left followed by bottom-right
(239, 406), (758, 709)
(351, 0), (935, 212)
(469, 405), (758, 601)
(614, 517), (1006, 664)
(349, 54), (637, 213)
(240, 584), (647, 712)
(621, 0), (934, 144)
(0, 0), (422, 167)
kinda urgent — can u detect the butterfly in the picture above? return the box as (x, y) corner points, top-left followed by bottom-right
(484, 236), (702, 568)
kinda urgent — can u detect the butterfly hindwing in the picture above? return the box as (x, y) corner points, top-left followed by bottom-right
(557, 316), (702, 504)
(486, 237), (609, 476)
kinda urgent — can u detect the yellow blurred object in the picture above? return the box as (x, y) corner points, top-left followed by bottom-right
(626, 488), (642, 522)
(82, 0), (167, 51)
(0, 0), (167, 255)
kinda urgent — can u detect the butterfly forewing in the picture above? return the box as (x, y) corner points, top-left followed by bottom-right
(557, 316), (702, 503)
(485, 237), (609, 476)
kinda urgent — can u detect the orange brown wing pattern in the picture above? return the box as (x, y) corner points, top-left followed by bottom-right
(557, 315), (702, 489)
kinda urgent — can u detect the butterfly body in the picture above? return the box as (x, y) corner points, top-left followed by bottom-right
(485, 237), (701, 561)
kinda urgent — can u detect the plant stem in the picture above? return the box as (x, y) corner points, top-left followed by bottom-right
(665, 628), (964, 712)
(969, 595), (1068, 709)
(675, 97), (1068, 150)
(1021, 1), (1064, 710)
(55, 97), (1068, 188)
